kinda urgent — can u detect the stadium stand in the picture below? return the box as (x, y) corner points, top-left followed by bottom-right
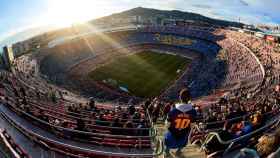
(1, 24), (280, 158)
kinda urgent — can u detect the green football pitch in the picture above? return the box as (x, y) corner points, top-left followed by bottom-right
(89, 51), (191, 98)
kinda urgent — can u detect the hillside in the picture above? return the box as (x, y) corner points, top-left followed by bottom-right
(90, 7), (243, 27)
(1, 7), (244, 51)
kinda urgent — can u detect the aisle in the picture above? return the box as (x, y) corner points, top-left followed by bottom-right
(155, 122), (206, 158)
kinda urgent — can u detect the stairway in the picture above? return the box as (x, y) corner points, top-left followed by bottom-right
(155, 122), (206, 158)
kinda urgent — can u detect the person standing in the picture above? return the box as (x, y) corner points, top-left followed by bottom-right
(164, 88), (196, 157)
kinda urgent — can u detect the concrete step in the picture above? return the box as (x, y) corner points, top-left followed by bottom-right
(155, 123), (206, 158)
(157, 145), (206, 158)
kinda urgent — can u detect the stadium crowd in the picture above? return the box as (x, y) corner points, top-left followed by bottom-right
(222, 30), (280, 88)
(1, 24), (280, 158)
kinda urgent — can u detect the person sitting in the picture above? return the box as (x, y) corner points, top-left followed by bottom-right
(89, 97), (96, 111)
(206, 112), (218, 122)
(256, 129), (280, 158)
(148, 103), (154, 115)
(152, 101), (161, 123)
(37, 109), (49, 123)
(104, 111), (114, 122)
(53, 119), (61, 126)
(233, 121), (253, 138)
(19, 86), (26, 97)
(12, 87), (20, 98)
(194, 105), (203, 118)
(262, 104), (272, 113)
(143, 99), (151, 110)
(121, 112), (129, 121)
(250, 111), (263, 129)
(95, 114), (109, 126)
(21, 96), (28, 106)
(50, 91), (57, 103)
(163, 102), (172, 121)
(36, 91), (41, 99)
(128, 104), (136, 115)
(137, 119), (149, 136)
(132, 112), (141, 123)
(123, 121), (134, 128)
(20, 100), (31, 114)
(111, 118), (123, 135)
(123, 121), (135, 136)
(116, 105), (122, 112)
(236, 105), (247, 117)
(75, 118), (86, 131)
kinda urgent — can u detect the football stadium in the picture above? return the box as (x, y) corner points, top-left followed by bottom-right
(0, 5), (280, 158)
(89, 51), (191, 98)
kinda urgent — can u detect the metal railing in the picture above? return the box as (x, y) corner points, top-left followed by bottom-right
(203, 107), (279, 130)
(201, 115), (280, 156)
(0, 128), (30, 158)
(0, 108), (164, 157)
(233, 148), (260, 158)
(5, 102), (157, 139)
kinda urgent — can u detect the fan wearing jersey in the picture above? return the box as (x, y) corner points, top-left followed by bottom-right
(164, 88), (197, 157)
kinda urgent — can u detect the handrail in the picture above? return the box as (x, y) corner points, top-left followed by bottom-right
(2, 82), (148, 124)
(268, 146), (280, 158)
(5, 96), (152, 131)
(146, 109), (154, 127)
(4, 75), (278, 132)
(203, 115), (280, 146)
(27, 100), (147, 124)
(6, 75), (145, 121)
(233, 148), (260, 158)
(192, 124), (204, 133)
(38, 112), (151, 131)
(204, 107), (279, 127)
(0, 109), (164, 157)
(188, 124), (196, 145)
(201, 115), (280, 156)
(0, 128), (30, 158)
(0, 129), (21, 158)
(2, 83), (155, 137)
(145, 108), (160, 144)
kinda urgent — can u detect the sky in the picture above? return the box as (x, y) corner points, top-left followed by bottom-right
(0, 0), (280, 46)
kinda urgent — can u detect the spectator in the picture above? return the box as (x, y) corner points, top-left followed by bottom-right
(163, 102), (172, 120)
(250, 112), (263, 129)
(37, 109), (49, 123)
(256, 129), (280, 158)
(123, 121), (134, 128)
(19, 86), (26, 97)
(123, 120), (134, 135)
(152, 101), (161, 123)
(128, 104), (136, 115)
(164, 88), (197, 157)
(76, 118), (86, 131)
(233, 121), (253, 138)
(111, 118), (123, 135)
(89, 97), (96, 111)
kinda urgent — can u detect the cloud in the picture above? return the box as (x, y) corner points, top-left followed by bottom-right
(1, 0), (280, 47)
(191, 4), (212, 9)
(239, 0), (249, 6)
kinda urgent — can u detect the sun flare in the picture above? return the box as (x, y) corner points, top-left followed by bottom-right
(46, 0), (104, 27)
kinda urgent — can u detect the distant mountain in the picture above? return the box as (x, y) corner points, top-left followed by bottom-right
(90, 7), (244, 27)
(1, 7), (245, 53)
(0, 25), (57, 49)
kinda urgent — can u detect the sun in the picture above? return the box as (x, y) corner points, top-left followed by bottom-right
(46, 0), (104, 27)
